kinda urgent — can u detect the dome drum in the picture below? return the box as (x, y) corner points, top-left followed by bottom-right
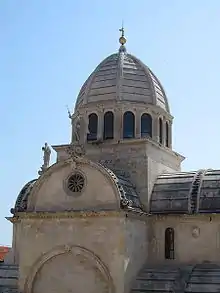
(72, 104), (172, 148)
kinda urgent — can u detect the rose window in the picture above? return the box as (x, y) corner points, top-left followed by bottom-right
(67, 173), (85, 193)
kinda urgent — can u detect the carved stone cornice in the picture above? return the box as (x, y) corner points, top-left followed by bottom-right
(6, 209), (148, 222)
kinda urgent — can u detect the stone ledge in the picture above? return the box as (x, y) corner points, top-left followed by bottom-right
(6, 209), (148, 223)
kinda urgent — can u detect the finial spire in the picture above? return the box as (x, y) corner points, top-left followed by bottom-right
(119, 21), (126, 46)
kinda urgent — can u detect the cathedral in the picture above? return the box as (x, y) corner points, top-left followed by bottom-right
(1, 28), (220, 293)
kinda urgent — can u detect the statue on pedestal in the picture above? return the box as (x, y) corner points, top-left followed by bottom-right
(38, 142), (51, 175)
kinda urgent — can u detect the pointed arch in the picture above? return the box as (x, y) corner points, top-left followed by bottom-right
(123, 111), (135, 139)
(103, 111), (114, 140)
(159, 118), (163, 144)
(165, 121), (169, 147)
(165, 227), (175, 259)
(87, 113), (98, 141)
(141, 113), (152, 138)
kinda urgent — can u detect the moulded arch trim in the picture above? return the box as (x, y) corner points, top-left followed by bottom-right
(139, 110), (154, 123)
(87, 113), (99, 141)
(139, 109), (154, 116)
(141, 113), (153, 138)
(123, 110), (136, 139)
(104, 109), (116, 114)
(87, 110), (99, 116)
(27, 158), (122, 211)
(24, 245), (115, 293)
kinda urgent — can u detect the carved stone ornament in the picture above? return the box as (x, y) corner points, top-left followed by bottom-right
(192, 226), (200, 238)
(65, 143), (85, 160)
(64, 245), (72, 252)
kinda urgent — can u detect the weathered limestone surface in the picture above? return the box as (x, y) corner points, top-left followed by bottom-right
(14, 214), (147, 293)
(148, 214), (220, 264)
(6, 35), (220, 293)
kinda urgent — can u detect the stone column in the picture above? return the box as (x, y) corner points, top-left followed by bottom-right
(136, 109), (141, 138)
(97, 111), (104, 141)
(169, 122), (172, 149)
(81, 111), (88, 144)
(153, 116), (159, 143)
(114, 108), (122, 141)
(71, 119), (74, 143)
(162, 117), (166, 146)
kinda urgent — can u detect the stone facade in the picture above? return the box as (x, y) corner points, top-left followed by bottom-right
(2, 35), (220, 293)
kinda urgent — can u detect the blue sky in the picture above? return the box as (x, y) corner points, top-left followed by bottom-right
(1, 0), (220, 245)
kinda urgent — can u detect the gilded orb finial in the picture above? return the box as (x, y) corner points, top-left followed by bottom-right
(119, 22), (126, 46)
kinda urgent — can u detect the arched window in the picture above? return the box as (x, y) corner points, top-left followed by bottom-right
(165, 122), (169, 147)
(159, 118), (163, 144)
(123, 111), (135, 139)
(165, 228), (175, 260)
(141, 113), (152, 138)
(103, 111), (114, 140)
(87, 113), (98, 141)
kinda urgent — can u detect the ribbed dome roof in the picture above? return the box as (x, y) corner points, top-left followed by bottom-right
(75, 45), (170, 113)
(11, 179), (37, 214)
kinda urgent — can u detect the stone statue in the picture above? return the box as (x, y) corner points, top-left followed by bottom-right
(72, 114), (81, 143)
(38, 143), (51, 175)
(42, 142), (51, 168)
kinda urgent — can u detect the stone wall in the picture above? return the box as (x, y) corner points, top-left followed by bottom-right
(27, 160), (119, 212)
(86, 139), (182, 209)
(15, 212), (147, 293)
(17, 215), (123, 293)
(148, 214), (220, 264)
(124, 217), (148, 293)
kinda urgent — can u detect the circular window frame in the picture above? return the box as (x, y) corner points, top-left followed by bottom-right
(64, 171), (86, 197)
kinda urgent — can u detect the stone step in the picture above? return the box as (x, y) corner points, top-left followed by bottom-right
(0, 285), (18, 291)
(192, 271), (220, 277)
(0, 265), (18, 269)
(0, 269), (18, 278)
(132, 279), (174, 291)
(132, 291), (173, 293)
(131, 289), (173, 293)
(190, 276), (220, 283)
(185, 283), (220, 292)
(141, 268), (179, 273)
(137, 276), (176, 281)
(0, 277), (17, 286)
(192, 268), (220, 272)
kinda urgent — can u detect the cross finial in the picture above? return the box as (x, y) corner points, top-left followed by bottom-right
(119, 21), (124, 38)
(119, 21), (126, 46)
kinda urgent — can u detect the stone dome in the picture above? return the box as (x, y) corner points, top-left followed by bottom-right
(75, 45), (170, 113)
(11, 179), (37, 214)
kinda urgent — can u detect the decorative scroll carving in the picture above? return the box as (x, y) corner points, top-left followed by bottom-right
(65, 143), (85, 161)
